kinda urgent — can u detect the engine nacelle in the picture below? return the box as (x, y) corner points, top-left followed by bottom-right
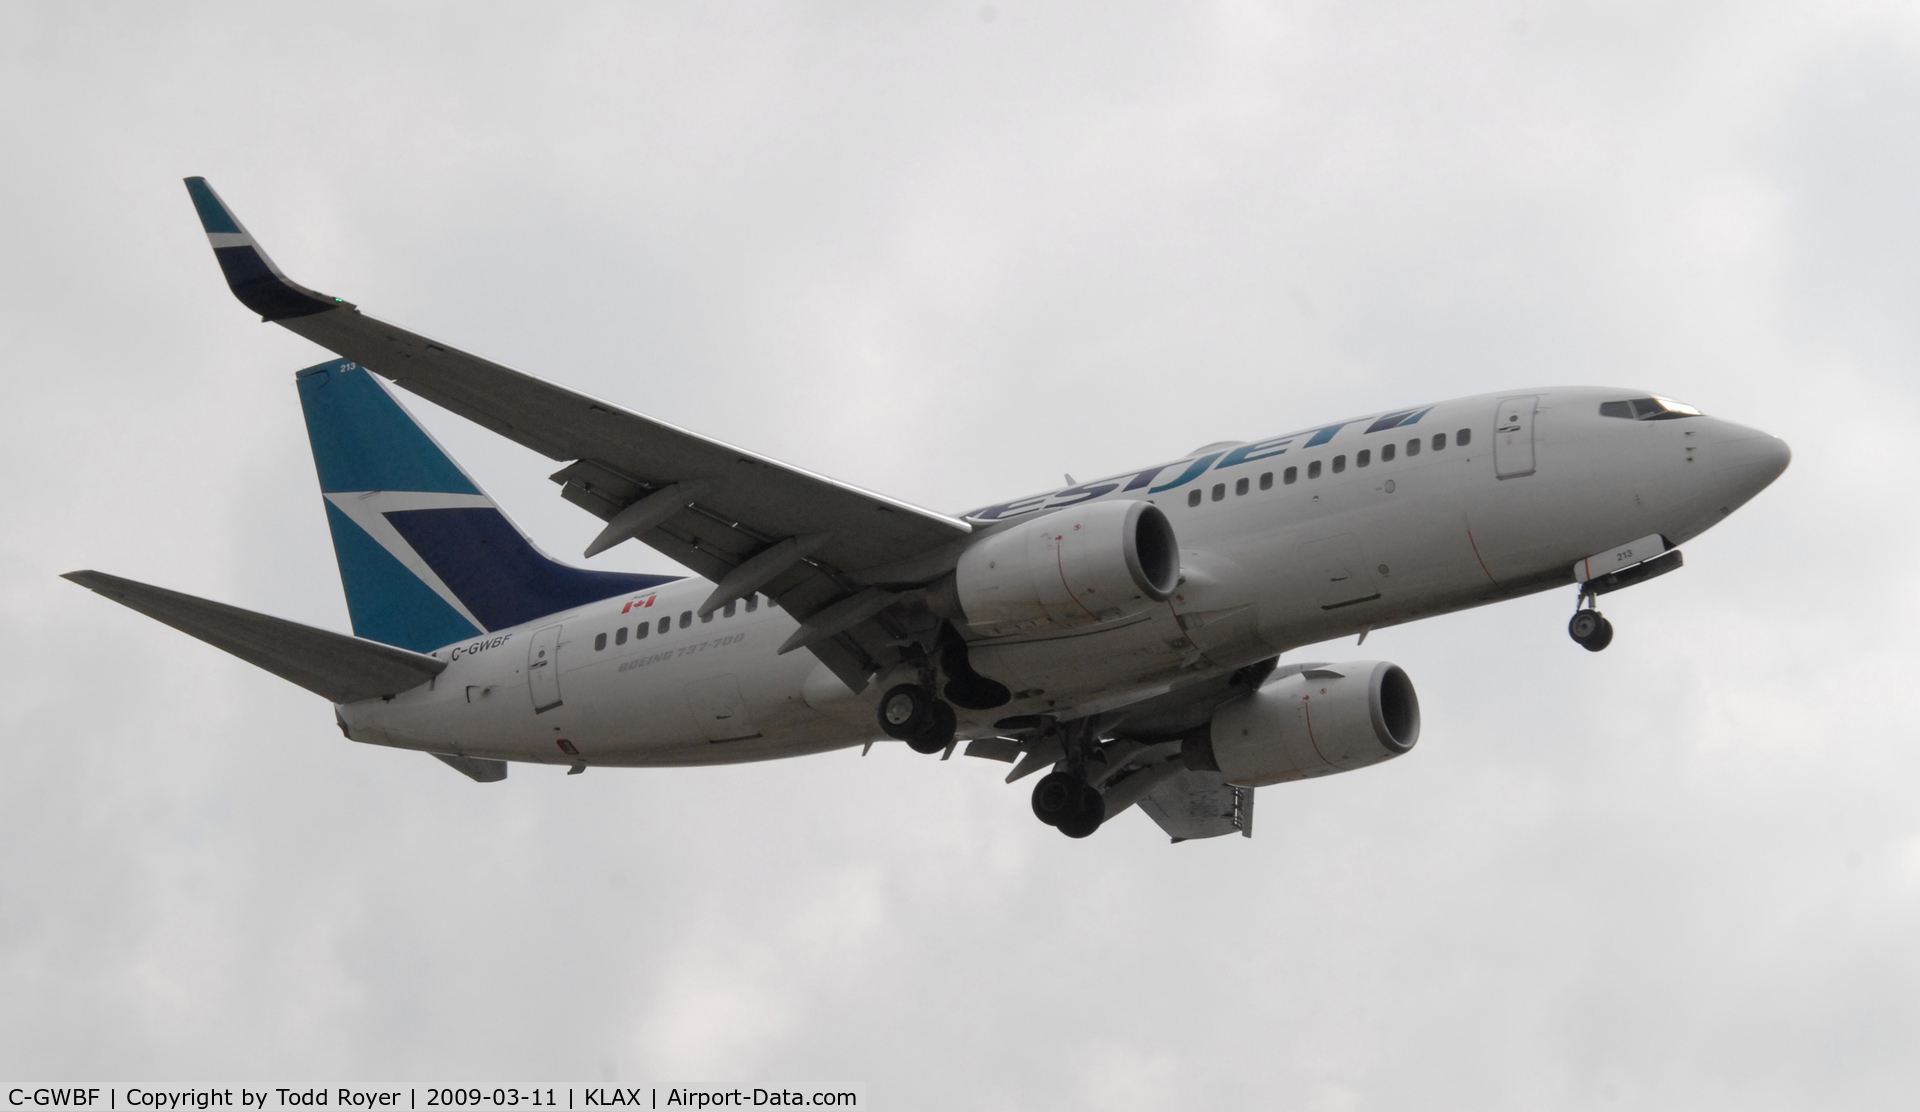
(1184, 661), (1420, 787)
(941, 500), (1179, 636)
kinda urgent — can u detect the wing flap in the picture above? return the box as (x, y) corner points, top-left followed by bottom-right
(1137, 768), (1255, 841)
(273, 308), (971, 573)
(64, 570), (445, 705)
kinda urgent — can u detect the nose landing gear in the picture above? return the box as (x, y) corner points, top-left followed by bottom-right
(1568, 593), (1614, 652)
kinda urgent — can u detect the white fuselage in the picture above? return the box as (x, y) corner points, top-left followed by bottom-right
(339, 387), (1788, 768)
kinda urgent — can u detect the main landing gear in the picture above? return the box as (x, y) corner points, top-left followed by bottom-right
(876, 683), (957, 754)
(876, 676), (1109, 840)
(1568, 593), (1614, 653)
(1022, 718), (1108, 838)
(1031, 769), (1105, 839)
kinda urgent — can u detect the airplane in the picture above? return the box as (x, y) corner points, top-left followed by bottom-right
(62, 177), (1792, 842)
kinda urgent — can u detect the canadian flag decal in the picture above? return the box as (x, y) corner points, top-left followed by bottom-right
(621, 594), (658, 614)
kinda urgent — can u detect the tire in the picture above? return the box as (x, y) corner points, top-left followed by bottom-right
(1031, 771), (1086, 826)
(1568, 610), (1603, 644)
(906, 700), (957, 755)
(877, 684), (935, 741)
(1057, 785), (1106, 839)
(1583, 615), (1615, 653)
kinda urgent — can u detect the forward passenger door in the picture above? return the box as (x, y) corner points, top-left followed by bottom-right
(1494, 396), (1538, 479)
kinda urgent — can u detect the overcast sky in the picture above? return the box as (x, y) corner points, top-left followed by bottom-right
(4, 2), (1919, 1107)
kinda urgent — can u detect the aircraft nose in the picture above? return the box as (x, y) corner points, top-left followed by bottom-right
(1714, 421), (1790, 511)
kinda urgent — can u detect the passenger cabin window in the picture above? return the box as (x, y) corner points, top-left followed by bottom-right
(1188, 489), (1202, 507)
(615, 627), (628, 645)
(1602, 397), (1702, 420)
(657, 617), (670, 635)
(636, 622), (649, 639)
(1308, 460), (1322, 479)
(1259, 472), (1273, 490)
(1332, 455), (1346, 473)
(700, 611), (713, 624)
(1284, 466), (1297, 484)
(724, 600), (737, 618)
(1432, 433), (1445, 451)
(679, 611), (692, 629)
(594, 632), (607, 651)
(1406, 438), (1420, 456)
(1456, 428), (1471, 446)
(1382, 443), (1395, 462)
(1235, 477), (1249, 496)
(745, 594), (759, 612)
(1211, 483), (1225, 502)
(1357, 449), (1370, 467)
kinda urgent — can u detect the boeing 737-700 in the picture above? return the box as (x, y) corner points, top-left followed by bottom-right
(63, 178), (1791, 841)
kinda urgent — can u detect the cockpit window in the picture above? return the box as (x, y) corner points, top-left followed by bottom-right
(1602, 396), (1701, 421)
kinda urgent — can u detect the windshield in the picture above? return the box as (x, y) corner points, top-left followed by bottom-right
(1599, 396), (1702, 421)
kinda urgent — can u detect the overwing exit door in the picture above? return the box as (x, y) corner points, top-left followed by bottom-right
(1493, 396), (1538, 479)
(528, 623), (563, 713)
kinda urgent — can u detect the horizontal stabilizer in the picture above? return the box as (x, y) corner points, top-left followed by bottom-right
(63, 570), (446, 704)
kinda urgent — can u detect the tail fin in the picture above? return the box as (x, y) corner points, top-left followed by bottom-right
(297, 359), (677, 652)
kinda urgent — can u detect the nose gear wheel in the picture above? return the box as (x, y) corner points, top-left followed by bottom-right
(1568, 589), (1614, 652)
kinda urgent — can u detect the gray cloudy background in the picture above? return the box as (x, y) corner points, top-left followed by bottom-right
(3, 1), (1917, 1107)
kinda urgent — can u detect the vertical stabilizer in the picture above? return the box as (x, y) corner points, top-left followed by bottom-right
(297, 359), (677, 652)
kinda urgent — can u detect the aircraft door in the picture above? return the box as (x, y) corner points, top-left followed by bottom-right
(1494, 396), (1538, 479)
(528, 623), (564, 713)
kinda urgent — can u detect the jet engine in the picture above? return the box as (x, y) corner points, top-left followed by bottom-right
(1183, 661), (1420, 787)
(934, 500), (1179, 636)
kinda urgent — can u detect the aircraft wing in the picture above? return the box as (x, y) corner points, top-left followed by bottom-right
(184, 178), (974, 690)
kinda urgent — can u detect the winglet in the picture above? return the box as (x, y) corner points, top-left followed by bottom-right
(183, 176), (354, 321)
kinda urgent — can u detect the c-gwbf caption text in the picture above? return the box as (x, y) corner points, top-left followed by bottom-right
(6, 1089), (859, 1110)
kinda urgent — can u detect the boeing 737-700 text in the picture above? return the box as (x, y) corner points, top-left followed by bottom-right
(63, 178), (1791, 841)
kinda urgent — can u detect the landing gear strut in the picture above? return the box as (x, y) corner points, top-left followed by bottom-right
(1568, 590), (1614, 652)
(876, 683), (957, 754)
